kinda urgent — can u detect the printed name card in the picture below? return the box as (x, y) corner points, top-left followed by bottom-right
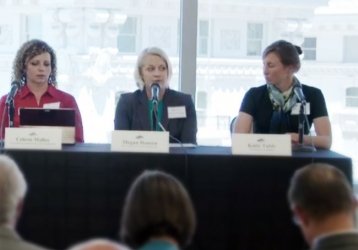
(232, 133), (292, 156)
(5, 127), (62, 150)
(111, 130), (169, 153)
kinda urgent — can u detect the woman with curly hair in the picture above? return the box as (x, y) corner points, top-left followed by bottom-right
(0, 39), (84, 142)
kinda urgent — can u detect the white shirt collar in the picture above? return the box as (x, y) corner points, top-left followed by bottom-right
(312, 229), (358, 248)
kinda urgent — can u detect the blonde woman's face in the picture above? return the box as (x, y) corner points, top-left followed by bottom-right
(140, 54), (168, 89)
(25, 52), (52, 86)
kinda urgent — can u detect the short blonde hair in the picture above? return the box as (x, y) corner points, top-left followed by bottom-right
(134, 47), (173, 90)
(0, 155), (27, 225)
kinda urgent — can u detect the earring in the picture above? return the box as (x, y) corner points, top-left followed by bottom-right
(20, 74), (26, 86)
(48, 75), (54, 85)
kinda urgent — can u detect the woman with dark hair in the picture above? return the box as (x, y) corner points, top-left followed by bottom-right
(234, 40), (332, 149)
(120, 170), (196, 250)
(0, 39), (84, 142)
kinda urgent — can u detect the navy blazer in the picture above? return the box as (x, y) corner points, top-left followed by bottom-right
(114, 89), (197, 144)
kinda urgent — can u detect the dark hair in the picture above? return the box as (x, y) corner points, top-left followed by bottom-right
(12, 39), (57, 85)
(288, 163), (355, 220)
(120, 170), (196, 248)
(263, 40), (302, 72)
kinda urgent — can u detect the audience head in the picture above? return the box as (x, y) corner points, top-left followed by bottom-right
(288, 163), (357, 245)
(0, 154), (27, 227)
(134, 47), (172, 90)
(67, 239), (130, 250)
(12, 39), (57, 85)
(120, 170), (196, 249)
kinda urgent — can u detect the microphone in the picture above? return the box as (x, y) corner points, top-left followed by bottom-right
(151, 83), (160, 105)
(148, 83), (185, 145)
(293, 83), (306, 104)
(150, 83), (160, 131)
(5, 81), (20, 106)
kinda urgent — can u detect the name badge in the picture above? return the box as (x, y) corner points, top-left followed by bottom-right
(111, 130), (169, 153)
(291, 102), (310, 115)
(168, 106), (186, 119)
(232, 133), (292, 156)
(43, 102), (60, 109)
(5, 127), (62, 150)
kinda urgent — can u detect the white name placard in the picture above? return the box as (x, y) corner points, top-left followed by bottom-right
(111, 130), (169, 153)
(5, 127), (62, 150)
(21, 126), (75, 144)
(232, 133), (292, 156)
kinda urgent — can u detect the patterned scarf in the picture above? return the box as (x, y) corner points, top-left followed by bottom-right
(267, 77), (300, 112)
(266, 77), (300, 133)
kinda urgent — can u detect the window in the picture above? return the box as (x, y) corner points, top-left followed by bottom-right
(1, 0), (358, 183)
(346, 87), (358, 107)
(195, 0), (358, 181)
(198, 20), (209, 56)
(302, 37), (316, 60)
(343, 36), (358, 62)
(247, 22), (263, 56)
(117, 17), (137, 53)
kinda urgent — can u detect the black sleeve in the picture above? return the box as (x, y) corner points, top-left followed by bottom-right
(308, 88), (329, 119)
(114, 94), (131, 130)
(239, 88), (256, 116)
(180, 95), (197, 144)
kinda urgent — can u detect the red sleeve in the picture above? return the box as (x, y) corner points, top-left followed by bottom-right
(0, 95), (9, 140)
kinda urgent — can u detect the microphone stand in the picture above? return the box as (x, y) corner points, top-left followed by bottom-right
(0, 98), (15, 149)
(7, 98), (15, 128)
(293, 101), (316, 152)
(152, 100), (158, 131)
(298, 101), (305, 144)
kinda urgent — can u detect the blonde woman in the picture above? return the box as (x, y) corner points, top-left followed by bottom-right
(114, 47), (197, 144)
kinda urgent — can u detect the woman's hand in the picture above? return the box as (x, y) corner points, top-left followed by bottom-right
(287, 132), (299, 144)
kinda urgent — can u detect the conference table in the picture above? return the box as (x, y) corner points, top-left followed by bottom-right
(3, 144), (352, 250)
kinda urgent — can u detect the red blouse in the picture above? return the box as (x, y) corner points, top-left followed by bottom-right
(0, 84), (84, 142)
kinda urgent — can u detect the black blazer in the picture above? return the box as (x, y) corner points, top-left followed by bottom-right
(313, 232), (358, 250)
(114, 89), (197, 144)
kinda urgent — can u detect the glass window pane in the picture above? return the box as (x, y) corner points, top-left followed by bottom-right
(344, 36), (358, 62)
(198, 20), (209, 56)
(0, 0), (180, 143)
(197, 0), (358, 182)
(303, 37), (316, 48)
(303, 50), (316, 60)
(200, 20), (209, 36)
(247, 41), (261, 56)
(247, 23), (263, 39)
(302, 37), (316, 60)
(119, 17), (136, 34)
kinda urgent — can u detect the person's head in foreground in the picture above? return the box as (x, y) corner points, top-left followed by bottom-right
(120, 170), (196, 249)
(288, 163), (357, 247)
(67, 238), (131, 250)
(0, 154), (27, 228)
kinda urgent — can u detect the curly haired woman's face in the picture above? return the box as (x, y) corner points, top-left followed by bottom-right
(25, 52), (52, 86)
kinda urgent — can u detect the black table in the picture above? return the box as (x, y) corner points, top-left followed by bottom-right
(3, 144), (352, 250)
